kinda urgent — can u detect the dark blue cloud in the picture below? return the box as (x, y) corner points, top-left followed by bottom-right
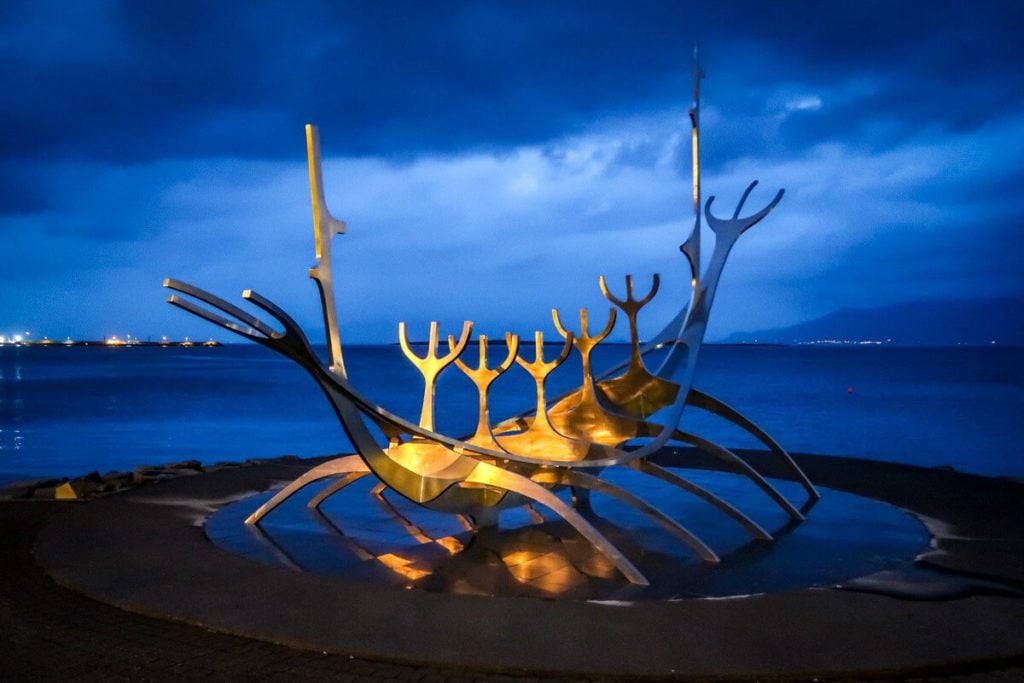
(1, 0), (1022, 340)
(3, 0), (1021, 165)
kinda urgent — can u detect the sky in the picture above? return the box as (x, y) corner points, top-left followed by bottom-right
(1, 0), (1022, 344)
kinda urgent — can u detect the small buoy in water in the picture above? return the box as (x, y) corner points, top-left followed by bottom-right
(847, 386), (854, 394)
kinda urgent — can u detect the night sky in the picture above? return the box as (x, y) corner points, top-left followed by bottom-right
(2, 0), (1022, 343)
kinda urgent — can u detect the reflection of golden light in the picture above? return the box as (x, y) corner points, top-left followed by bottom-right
(500, 549), (586, 594)
(561, 538), (619, 579)
(501, 550), (545, 567)
(376, 553), (430, 581)
(531, 565), (584, 593)
(435, 536), (465, 554)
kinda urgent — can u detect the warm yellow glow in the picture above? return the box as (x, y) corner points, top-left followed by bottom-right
(499, 549), (586, 594)
(434, 536), (465, 554)
(376, 553), (431, 581)
(306, 124), (325, 259)
(501, 550), (545, 567)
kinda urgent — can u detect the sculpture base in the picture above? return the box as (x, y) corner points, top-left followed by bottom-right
(206, 467), (926, 600)
(33, 453), (1024, 679)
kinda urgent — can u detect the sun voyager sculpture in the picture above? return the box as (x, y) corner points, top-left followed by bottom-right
(166, 55), (819, 586)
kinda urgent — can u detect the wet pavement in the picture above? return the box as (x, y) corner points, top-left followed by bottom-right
(7, 452), (1024, 681)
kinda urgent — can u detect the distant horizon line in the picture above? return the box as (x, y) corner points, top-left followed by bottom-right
(3, 340), (1020, 350)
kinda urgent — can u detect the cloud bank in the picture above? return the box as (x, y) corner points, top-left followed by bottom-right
(1, 1), (1022, 341)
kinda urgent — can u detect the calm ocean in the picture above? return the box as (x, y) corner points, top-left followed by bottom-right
(1, 344), (1022, 484)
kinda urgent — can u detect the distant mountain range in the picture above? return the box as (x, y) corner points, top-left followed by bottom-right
(725, 296), (1024, 346)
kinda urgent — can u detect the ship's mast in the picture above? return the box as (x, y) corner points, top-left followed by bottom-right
(687, 45), (705, 290)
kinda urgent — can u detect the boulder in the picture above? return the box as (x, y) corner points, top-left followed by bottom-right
(0, 485), (34, 500)
(165, 460), (203, 471)
(204, 461), (242, 472)
(31, 486), (57, 500)
(55, 477), (107, 500)
(101, 471), (135, 491)
(133, 466), (177, 484)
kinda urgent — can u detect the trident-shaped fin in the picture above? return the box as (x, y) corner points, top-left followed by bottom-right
(448, 333), (520, 449)
(496, 329), (593, 461)
(593, 273), (680, 417)
(399, 321), (473, 431)
(552, 307), (616, 405)
(516, 330), (573, 376)
(551, 307), (616, 353)
(515, 329), (574, 432)
(599, 274), (660, 312)
(600, 274), (658, 366)
(451, 332), (520, 378)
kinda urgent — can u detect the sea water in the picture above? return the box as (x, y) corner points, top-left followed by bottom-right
(1, 344), (1022, 484)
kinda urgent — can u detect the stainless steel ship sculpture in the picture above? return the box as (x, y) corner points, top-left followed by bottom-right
(166, 55), (819, 586)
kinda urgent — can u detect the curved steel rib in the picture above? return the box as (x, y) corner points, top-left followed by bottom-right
(687, 388), (820, 501)
(625, 460), (772, 540)
(246, 455), (369, 524)
(308, 471), (371, 510)
(534, 469), (720, 563)
(672, 430), (804, 521)
(464, 461), (649, 585)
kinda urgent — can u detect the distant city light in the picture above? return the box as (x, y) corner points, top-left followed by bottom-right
(0, 333), (218, 347)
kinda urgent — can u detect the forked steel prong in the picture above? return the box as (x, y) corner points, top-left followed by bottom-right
(399, 320), (473, 431)
(166, 295), (265, 342)
(733, 179), (758, 219)
(705, 181), (784, 239)
(552, 307), (617, 349)
(599, 274), (660, 311)
(449, 332), (521, 449)
(242, 290), (305, 339)
(164, 278), (278, 338)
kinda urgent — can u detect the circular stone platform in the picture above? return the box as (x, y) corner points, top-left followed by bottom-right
(33, 452), (1024, 680)
(206, 470), (929, 601)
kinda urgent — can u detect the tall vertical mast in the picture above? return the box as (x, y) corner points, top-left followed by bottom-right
(686, 46), (705, 290)
(306, 124), (348, 379)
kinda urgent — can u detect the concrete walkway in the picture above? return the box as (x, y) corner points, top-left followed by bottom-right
(0, 500), (592, 682)
(8, 453), (1024, 680)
